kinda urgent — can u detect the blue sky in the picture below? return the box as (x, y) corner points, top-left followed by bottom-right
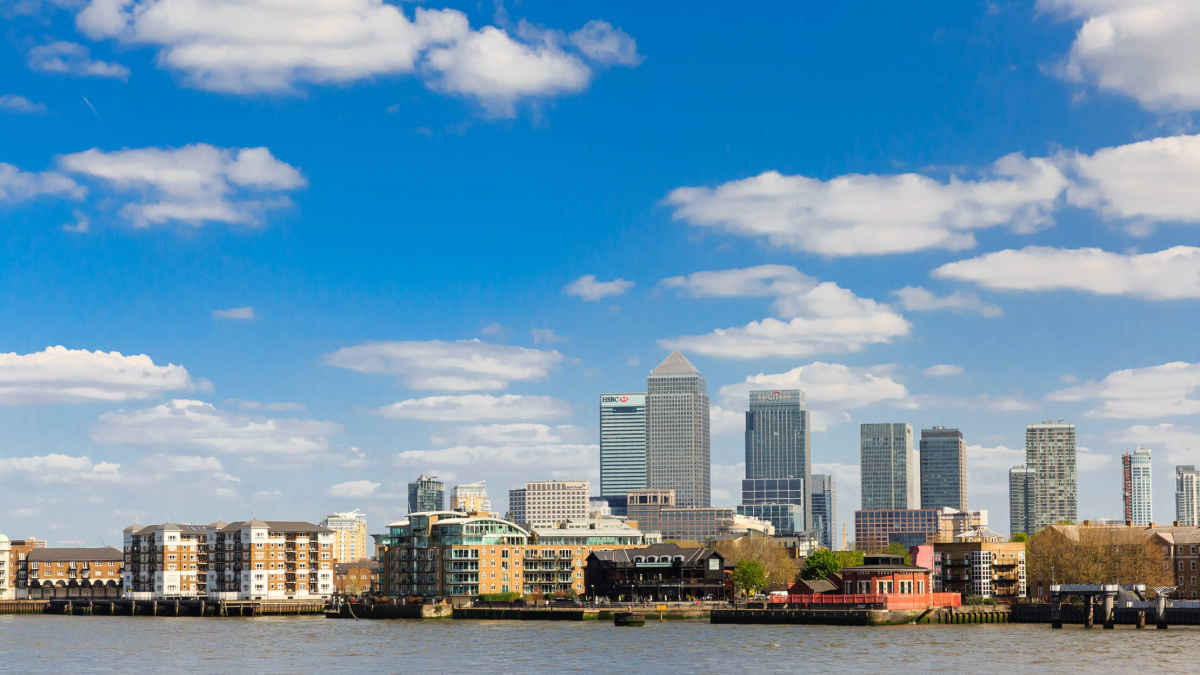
(4, 0), (1200, 546)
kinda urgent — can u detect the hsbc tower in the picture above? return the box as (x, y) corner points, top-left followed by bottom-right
(599, 392), (647, 516)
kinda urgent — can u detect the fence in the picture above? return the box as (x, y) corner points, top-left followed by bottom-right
(770, 592), (961, 609)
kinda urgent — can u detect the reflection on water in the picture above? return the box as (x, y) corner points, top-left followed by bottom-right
(1, 615), (1197, 674)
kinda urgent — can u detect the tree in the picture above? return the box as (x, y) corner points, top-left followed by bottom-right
(1011, 532), (1029, 543)
(834, 550), (864, 568)
(800, 548), (843, 581)
(732, 560), (768, 596)
(563, 588), (578, 600)
(712, 532), (800, 591)
(881, 542), (913, 565)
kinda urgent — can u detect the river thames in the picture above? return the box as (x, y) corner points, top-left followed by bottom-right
(2, 616), (1198, 673)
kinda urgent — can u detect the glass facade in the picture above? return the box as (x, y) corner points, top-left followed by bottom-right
(810, 474), (837, 549)
(1178, 465), (1200, 527)
(600, 392), (646, 515)
(860, 423), (917, 510)
(736, 503), (803, 536)
(1008, 466), (1035, 536)
(744, 390), (810, 529)
(658, 507), (734, 542)
(408, 476), (445, 514)
(919, 426), (967, 511)
(1122, 447), (1153, 526)
(1026, 421), (1076, 531)
(854, 509), (938, 553)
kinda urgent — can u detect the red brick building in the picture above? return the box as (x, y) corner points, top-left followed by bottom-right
(779, 554), (959, 609)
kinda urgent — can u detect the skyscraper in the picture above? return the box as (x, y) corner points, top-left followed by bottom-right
(744, 389), (811, 529)
(1122, 447), (1152, 526)
(645, 350), (710, 509)
(1009, 466), (1035, 536)
(600, 392), (647, 516)
(1026, 421), (1076, 531)
(810, 474), (837, 550)
(860, 423), (917, 510)
(407, 475), (444, 514)
(321, 510), (369, 563)
(919, 426), (967, 511)
(1177, 465), (1200, 527)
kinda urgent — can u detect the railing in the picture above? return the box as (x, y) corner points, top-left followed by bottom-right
(772, 592), (962, 609)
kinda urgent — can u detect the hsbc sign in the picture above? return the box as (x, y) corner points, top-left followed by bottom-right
(602, 394), (645, 406)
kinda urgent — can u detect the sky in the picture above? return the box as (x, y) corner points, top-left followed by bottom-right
(3, 0), (1200, 547)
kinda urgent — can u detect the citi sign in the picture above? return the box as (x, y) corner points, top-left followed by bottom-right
(766, 391), (784, 401)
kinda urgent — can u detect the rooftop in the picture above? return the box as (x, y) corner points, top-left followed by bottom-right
(649, 350), (701, 377)
(28, 547), (123, 562)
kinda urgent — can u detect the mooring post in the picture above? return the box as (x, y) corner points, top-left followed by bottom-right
(1156, 594), (1168, 629)
(1103, 594), (1115, 629)
(1136, 610), (1145, 629)
(1083, 599), (1094, 629)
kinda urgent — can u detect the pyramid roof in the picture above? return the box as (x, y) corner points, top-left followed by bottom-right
(650, 350), (701, 377)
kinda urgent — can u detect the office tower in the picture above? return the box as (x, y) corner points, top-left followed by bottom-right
(810, 474), (837, 550)
(1009, 466), (1035, 536)
(600, 392), (647, 516)
(1122, 447), (1153, 526)
(744, 389), (811, 528)
(507, 480), (589, 527)
(321, 509), (369, 563)
(449, 482), (491, 514)
(920, 426), (967, 511)
(860, 423), (917, 510)
(645, 350), (711, 509)
(1177, 465), (1200, 527)
(625, 489), (676, 535)
(407, 475), (445, 514)
(1026, 421), (1076, 531)
(739, 478), (805, 535)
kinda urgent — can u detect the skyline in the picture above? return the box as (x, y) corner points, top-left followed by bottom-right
(4, 1), (1200, 545)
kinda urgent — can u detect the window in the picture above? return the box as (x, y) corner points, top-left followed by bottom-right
(255, 563), (264, 570)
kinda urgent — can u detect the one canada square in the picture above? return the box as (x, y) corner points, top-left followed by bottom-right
(645, 350), (710, 508)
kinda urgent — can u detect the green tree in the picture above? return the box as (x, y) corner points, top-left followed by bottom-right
(562, 588), (578, 600)
(881, 542), (913, 565)
(833, 550), (865, 568)
(800, 548), (842, 581)
(1010, 532), (1029, 543)
(732, 560), (768, 596)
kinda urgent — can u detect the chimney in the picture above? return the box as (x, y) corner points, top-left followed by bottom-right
(1175, 521), (1181, 527)
(1150, 522), (1156, 528)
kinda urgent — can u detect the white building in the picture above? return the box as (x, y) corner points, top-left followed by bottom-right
(1178, 465), (1200, 527)
(206, 520), (335, 601)
(0, 534), (11, 600)
(1122, 447), (1153, 526)
(508, 480), (589, 527)
(450, 482), (492, 514)
(321, 510), (369, 563)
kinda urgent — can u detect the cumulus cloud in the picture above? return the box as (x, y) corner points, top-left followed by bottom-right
(892, 286), (1003, 317)
(397, 442), (595, 472)
(1065, 135), (1200, 233)
(933, 246), (1200, 299)
(324, 339), (564, 391)
(58, 144), (305, 228)
(0, 454), (121, 483)
(0, 346), (194, 405)
(328, 479), (380, 498)
(222, 399), (307, 412)
(374, 394), (572, 422)
(966, 444), (1026, 471)
(530, 328), (564, 344)
(1040, 0), (1200, 111)
(660, 266), (910, 359)
(213, 306), (255, 320)
(665, 154), (1067, 256)
(27, 41), (129, 79)
(563, 274), (634, 301)
(90, 399), (343, 457)
(0, 164), (84, 203)
(717, 362), (911, 431)
(435, 423), (587, 446)
(146, 454), (239, 482)
(1047, 361), (1200, 419)
(0, 94), (47, 114)
(1112, 424), (1200, 464)
(923, 364), (965, 377)
(73, 0), (637, 113)
(709, 405), (745, 435)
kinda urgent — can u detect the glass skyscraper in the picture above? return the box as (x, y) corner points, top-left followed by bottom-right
(810, 474), (837, 549)
(1122, 446), (1152, 526)
(739, 389), (811, 534)
(739, 478), (805, 535)
(1009, 466), (1035, 536)
(919, 426), (967, 511)
(1177, 465), (1200, 527)
(1026, 421), (1076, 532)
(407, 475), (445, 514)
(600, 392), (646, 516)
(646, 351), (710, 509)
(860, 423), (917, 510)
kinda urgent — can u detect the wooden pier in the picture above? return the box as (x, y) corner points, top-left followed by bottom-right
(41, 598), (326, 617)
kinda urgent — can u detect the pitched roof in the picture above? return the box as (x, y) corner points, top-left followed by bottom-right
(588, 543), (716, 565)
(649, 350), (701, 377)
(28, 547), (123, 562)
(218, 520), (331, 534)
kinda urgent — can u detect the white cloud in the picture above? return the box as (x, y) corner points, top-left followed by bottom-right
(90, 399), (343, 457)
(709, 406), (744, 435)
(0, 454), (121, 483)
(914, 394), (1036, 413)
(59, 144), (305, 228)
(933, 246), (1200, 299)
(1112, 424), (1200, 464)
(1076, 445), (1113, 472)
(569, 20), (642, 66)
(0, 94), (46, 114)
(1040, 0), (1200, 111)
(923, 364), (965, 377)
(1047, 361), (1200, 419)
(74, 0), (636, 113)
(147, 454), (239, 482)
(328, 480), (380, 498)
(717, 362), (911, 431)
(222, 399), (307, 412)
(0, 163), (83, 203)
(965, 444), (1025, 471)
(27, 41), (129, 78)
(1066, 135), (1200, 232)
(563, 274), (634, 301)
(397, 442), (595, 472)
(212, 306), (255, 320)
(0, 346), (194, 405)
(660, 266), (910, 359)
(373, 394), (572, 422)
(324, 339), (564, 391)
(892, 286), (1002, 317)
(480, 322), (507, 337)
(436, 423), (587, 446)
(626, 356), (641, 367)
(665, 154), (1067, 256)
(530, 328), (564, 344)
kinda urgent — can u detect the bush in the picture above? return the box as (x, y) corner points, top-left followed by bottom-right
(963, 595), (997, 606)
(478, 592), (522, 603)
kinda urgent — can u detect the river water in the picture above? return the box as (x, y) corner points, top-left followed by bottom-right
(1, 615), (1196, 673)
